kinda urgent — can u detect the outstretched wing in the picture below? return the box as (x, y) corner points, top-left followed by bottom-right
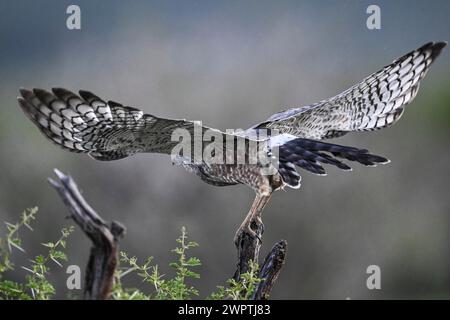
(253, 41), (447, 140)
(18, 88), (239, 161)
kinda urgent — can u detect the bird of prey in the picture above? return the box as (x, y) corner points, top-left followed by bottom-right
(18, 42), (446, 243)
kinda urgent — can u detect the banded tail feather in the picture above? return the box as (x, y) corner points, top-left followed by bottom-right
(278, 138), (389, 188)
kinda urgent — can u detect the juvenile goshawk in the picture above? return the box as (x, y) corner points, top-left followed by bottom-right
(18, 41), (447, 242)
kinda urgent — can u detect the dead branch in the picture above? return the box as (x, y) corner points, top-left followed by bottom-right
(233, 219), (264, 281)
(234, 219), (287, 300)
(47, 168), (285, 300)
(48, 168), (125, 300)
(252, 240), (287, 300)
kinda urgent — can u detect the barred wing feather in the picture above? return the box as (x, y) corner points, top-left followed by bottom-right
(254, 42), (447, 139)
(18, 88), (240, 161)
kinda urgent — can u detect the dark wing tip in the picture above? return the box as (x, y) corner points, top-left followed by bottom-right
(17, 96), (31, 112)
(32, 88), (47, 95)
(419, 41), (446, 49)
(32, 88), (54, 103)
(51, 87), (77, 99)
(394, 41), (447, 65)
(18, 87), (28, 95)
(79, 90), (103, 103)
(418, 41), (447, 60)
(51, 87), (67, 93)
(430, 41), (447, 60)
(19, 88), (34, 101)
(17, 96), (39, 124)
(108, 100), (123, 107)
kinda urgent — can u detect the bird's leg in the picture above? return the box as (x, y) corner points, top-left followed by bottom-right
(234, 193), (272, 246)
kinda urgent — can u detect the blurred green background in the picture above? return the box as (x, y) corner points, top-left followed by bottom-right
(0, 0), (449, 299)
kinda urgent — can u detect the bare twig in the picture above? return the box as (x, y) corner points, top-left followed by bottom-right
(48, 168), (125, 300)
(47, 168), (285, 300)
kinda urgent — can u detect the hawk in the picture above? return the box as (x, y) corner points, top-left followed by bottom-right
(18, 42), (446, 243)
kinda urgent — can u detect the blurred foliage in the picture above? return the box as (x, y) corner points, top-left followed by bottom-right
(409, 78), (450, 134)
(426, 82), (450, 133)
